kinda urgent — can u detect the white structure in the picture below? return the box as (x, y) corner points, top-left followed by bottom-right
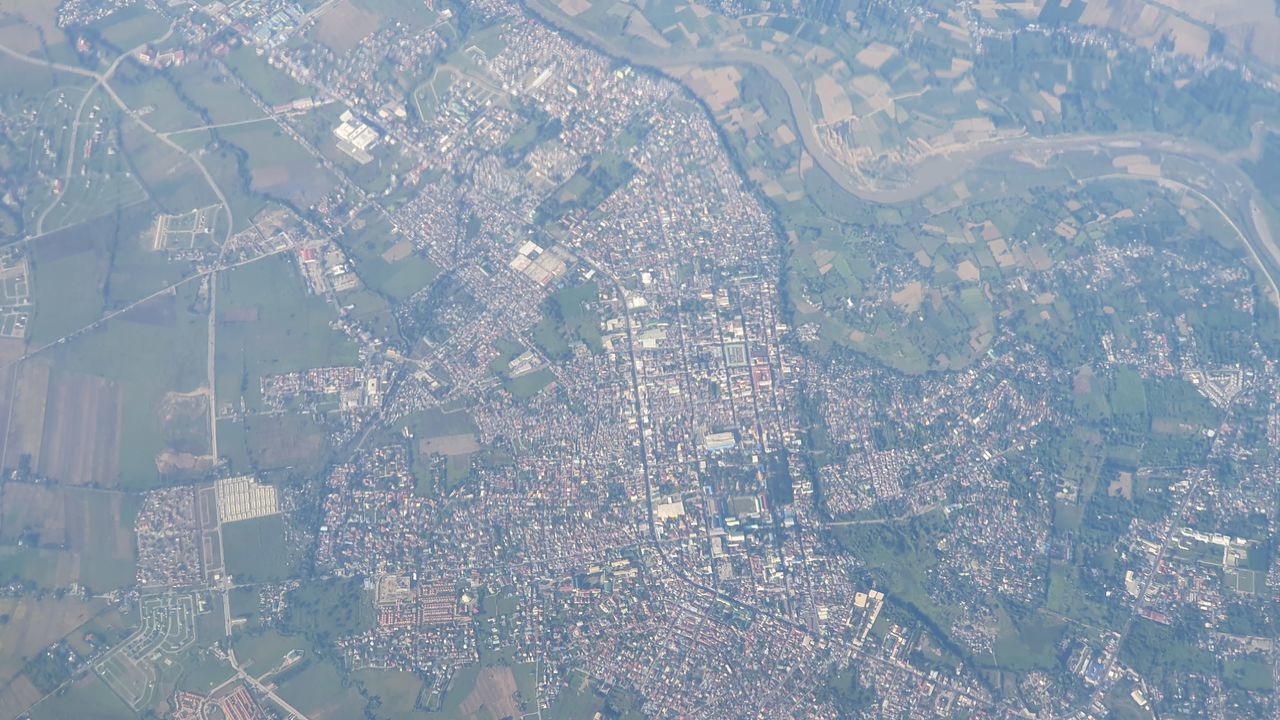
(214, 475), (280, 523)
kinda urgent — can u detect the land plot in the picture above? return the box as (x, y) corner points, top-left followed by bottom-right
(458, 665), (520, 720)
(36, 370), (123, 487)
(217, 123), (336, 205)
(27, 674), (134, 720)
(46, 282), (208, 490)
(313, 0), (381, 53)
(0, 595), (100, 681)
(0, 483), (138, 591)
(222, 515), (293, 583)
(215, 255), (357, 413)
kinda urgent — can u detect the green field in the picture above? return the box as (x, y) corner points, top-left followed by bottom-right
(274, 658), (367, 720)
(222, 515), (294, 583)
(216, 254), (358, 411)
(176, 649), (235, 694)
(224, 45), (311, 106)
(216, 123), (335, 204)
(356, 669), (430, 720)
(28, 674), (134, 720)
(335, 212), (441, 301)
(281, 578), (374, 645)
(46, 281), (208, 490)
(231, 629), (307, 674)
(531, 279), (603, 359)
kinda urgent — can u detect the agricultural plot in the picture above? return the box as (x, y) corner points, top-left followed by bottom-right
(216, 122), (337, 205)
(36, 371), (123, 487)
(26, 674), (135, 720)
(161, 57), (266, 127)
(223, 45), (310, 106)
(334, 210), (442, 301)
(0, 595), (101, 682)
(215, 254), (358, 413)
(0, 483), (138, 591)
(222, 514), (294, 583)
(273, 657), (367, 720)
(26, 219), (114, 346)
(44, 281), (209, 490)
(312, 0), (382, 54)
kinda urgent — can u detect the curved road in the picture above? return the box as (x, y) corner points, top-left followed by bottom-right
(0, 38), (236, 246)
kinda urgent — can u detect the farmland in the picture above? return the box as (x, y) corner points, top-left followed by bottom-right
(222, 514), (295, 583)
(0, 483), (139, 591)
(215, 254), (358, 412)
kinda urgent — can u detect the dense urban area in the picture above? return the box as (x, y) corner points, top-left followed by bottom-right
(0, 0), (1279, 718)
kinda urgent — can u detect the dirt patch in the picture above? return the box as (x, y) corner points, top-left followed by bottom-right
(418, 433), (480, 457)
(814, 74), (854, 123)
(890, 281), (924, 313)
(381, 239), (414, 263)
(156, 450), (216, 474)
(855, 42), (898, 70)
(1072, 366), (1095, 395)
(555, 0), (591, 16)
(37, 371), (122, 487)
(681, 66), (742, 112)
(458, 666), (519, 720)
(314, 0), (380, 54)
(1108, 471), (1134, 499)
(955, 260), (980, 282)
(159, 390), (211, 457)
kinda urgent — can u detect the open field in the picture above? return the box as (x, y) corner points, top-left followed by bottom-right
(46, 282), (208, 490)
(457, 665), (519, 720)
(355, 669), (429, 720)
(0, 483), (138, 591)
(215, 254), (358, 413)
(314, 0), (381, 54)
(335, 211), (442, 301)
(36, 371), (122, 487)
(0, 673), (42, 720)
(0, 0), (67, 54)
(224, 45), (310, 106)
(273, 657), (367, 720)
(26, 220), (112, 346)
(164, 57), (265, 126)
(217, 123), (336, 205)
(242, 412), (330, 474)
(223, 514), (293, 583)
(230, 629), (307, 674)
(27, 674), (135, 720)
(2, 360), (51, 470)
(0, 596), (101, 681)
(0, 545), (80, 589)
